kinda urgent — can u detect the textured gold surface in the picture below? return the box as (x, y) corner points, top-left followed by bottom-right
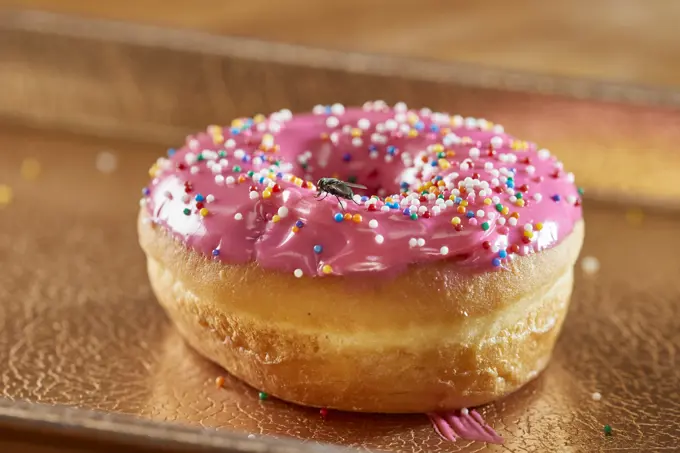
(0, 125), (679, 452)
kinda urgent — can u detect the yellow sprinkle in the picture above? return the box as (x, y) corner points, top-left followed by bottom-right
(437, 180), (446, 187)
(0, 185), (13, 206)
(231, 119), (243, 128)
(484, 198), (492, 205)
(524, 231), (534, 238)
(322, 264), (333, 274)
(294, 178), (303, 187)
(460, 200), (468, 207)
(501, 207), (510, 215)
(351, 128), (362, 137)
(535, 222), (544, 231)
(451, 217), (461, 225)
(148, 163), (159, 178)
(253, 114), (266, 123)
(292, 226), (299, 233)
(626, 208), (644, 226)
(438, 159), (450, 170)
(272, 214), (281, 223)
(212, 134), (224, 145)
(448, 195), (456, 201)
(21, 158), (41, 181)
(199, 208), (209, 217)
(385, 197), (393, 203)
(432, 144), (444, 153)
(516, 199), (526, 207)
(207, 125), (221, 134)
(408, 130), (419, 138)
(262, 190), (272, 199)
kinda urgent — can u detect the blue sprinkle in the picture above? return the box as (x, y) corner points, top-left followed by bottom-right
(343, 153), (352, 162)
(492, 258), (501, 267)
(414, 121), (425, 131)
(295, 220), (304, 228)
(552, 194), (561, 202)
(245, 119), (254, 127)
(499, 250), (508, 259)
(400, 182), (410, 190)
(507, 181), (515, 189)
(403, 208), (411, 216)
(334, 213), (344, 222)
(325, 106), (332, 114)
(435, 176), (443, 181)
(313, 245), (323, 254)
(430, 124), (440, 132)
(430, 161), (438, 167)
(258, 177), (266, 184)
(389, 202), (399, 209)
(195, 194), (205, 202)
(142, 187), (150, 196)
(212, 249), (220, 256)
(466, 211), (475, 218)
(455, 197), (463, 204)
(167, 148), (176, 157)
(276, 172), (284, 179)
(368, 145), (378, 152)
(387, 145), (397, 155)
(360, 196), (369, 202)
(230, 128), (240, 135)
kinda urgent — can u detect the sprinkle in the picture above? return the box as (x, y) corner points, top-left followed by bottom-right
(604, 425), (612, 436)
(368, 219), (379, 228)
(258, 392), (268, 401)
(551, 194), (561, 202)
(322, 264), (333, 274)
(313, 245), (323, 254)
(581, 256), (600, 275)
(320, 408), (329, 418)
(95, 151), (118, 173)
(492, 258), (502, 267)
(499, 250), (508, 258)
(591, 392), (602, 401)
(206, 194), (215, 203)
(481, 222), (490, 231)
(440, 246), (449, 255)
(212, 248), (220, 256)
(277, 206), (289, 218)
(272, 214), (281, 223)
(200, 208), (209, 217)
(334, 213), (344, 222)
(21, 158), (41, 180)
(451, 217), (461, 225)
(352, 214), (363, 223)
(293, 269), (303, 278)
(410, 213), (418, 220)
(375, 234), (385, 244)
(195, 194), (205, 202)
(417, 238), (426, 247)
(0, 185), (13, 207)
(234, 213), (243, 220)
(490, 136), (503, 149)
(326, 116), (339, 128)
(215, 376), (225, 388)
(249, 191), (259, 200)
(409, 238), (418, 248)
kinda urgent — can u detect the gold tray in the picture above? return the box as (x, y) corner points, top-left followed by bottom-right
(0, 10), (679, 453)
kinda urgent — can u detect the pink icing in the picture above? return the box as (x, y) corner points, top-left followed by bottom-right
(429, 410), (504, 444)
(142, 101), (582, 278)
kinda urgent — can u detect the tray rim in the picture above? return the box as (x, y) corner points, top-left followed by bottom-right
(1, 9), (680, 110)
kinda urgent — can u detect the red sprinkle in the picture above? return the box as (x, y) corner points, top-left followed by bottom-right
(482, 241), (491, 249)
(320, 408), (329, 418)
(519, 184), (530, 192)
(368, 204), (377, 212)
(454, 224), (464, 232)
(423, 211), (431, 219)
(510, 244), (521, 253)
(196, 202), (204, 209)
(272, 184), (281, 193)
(177, 163), (186, 170)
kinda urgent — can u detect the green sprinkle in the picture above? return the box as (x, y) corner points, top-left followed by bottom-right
(301, 163), (308, 170)
(437, 152), (446, 159)
(197, 153), (204, 162)
(258, 391), (268, 401)
(604, 425), (612, 436)
(578, 187), (585, 196)
(218, 150), (227, 157)
(232, 165), (241, 172)
(410, 213), (418, 220)
(495, 203), (504, 212)
(183, 208), (191, 216)
(515, 192), (523, 199)
(481, 222), (490, 231)
(247, 170), (254, 177)
(438, 194), (445, 199)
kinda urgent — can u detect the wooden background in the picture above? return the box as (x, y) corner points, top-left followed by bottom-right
(3, 0), (680, 88)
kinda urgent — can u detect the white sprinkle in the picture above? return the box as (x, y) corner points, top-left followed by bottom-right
(417, 238), (426, 247)
(331, 103), (345, 115)
(490, 136), (503, 149)
(492, 196), (501, 204)
(491, 245), (500, 253)
(440, 246), (449, 255)
(368, 219), (379, 228)
(524, 224), (533, 231)
(249, 191), (259, 200)
(509, 196), (517, 203)
(95, 151), (118, 173)
(492, 124), (505, 134)
(533, 193), (543, 202)
(460, 162), (469, 171)
(409, 238), (418, 248)
(567, 195), (577, 205)
(375, 234), (385, 244)
(185, 152), (197, 165)
(443, 133), (460, 146)
(394, 101), (408, 112)
(206, 194), (215, 203)
(277, 206), (289, 218)
(591, 392), (602, 401)
(234, 213), (243, 220)
(279, 109), (293, 121)
(326, 116), (339, 128)
(508, 217), (518, 226)
(484, 162), (494, 171)
(567, 172), (575, 183)
(226, 176), (235, 185)
(225, 139), (236, 148)
(469, 147), (480, 158)
(581, 256), (600, 275)
(452, 115), (464, 127)
(293, 269), (303, 278)
(464, 117), (477, 129)
(215, 175), (225, 185)
(357, 118), (371, 130)
(498, 217), (506, 225)
(526, 165), (536, 174)
(352, 137), (363, 147)
(380, 205), (390, 212)
(538, 148), (551, 160)
(461, 407), (469, 415)
(476, 210), (485, 218)
(190, 166), (200, 174)
(432, 206), (441, 215)
(248, 434), (256, 439)
(313, 104), (325, 115)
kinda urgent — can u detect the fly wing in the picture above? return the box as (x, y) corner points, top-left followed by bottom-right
(343, 182), (368, 190)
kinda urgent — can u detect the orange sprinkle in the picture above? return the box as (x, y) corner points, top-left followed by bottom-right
(215, 376), (225, 388)
(351, 128), (362, 137)
(385, 197), (393, 203)
(457, 206), (466, 214)
(446, 150), (456, 157)
(352, 214), (362, 223)
(343, 213), (352, 221)
(238, 175), (247, 183)
(535, 222), (544, 231)
(511, 212), (520, 219)
(292, 226), (300, 233)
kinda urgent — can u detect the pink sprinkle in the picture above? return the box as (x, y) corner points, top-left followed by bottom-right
(429, 409), (503, 444)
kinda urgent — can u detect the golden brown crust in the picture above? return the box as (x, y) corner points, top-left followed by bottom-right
(138, 210), (584, 413)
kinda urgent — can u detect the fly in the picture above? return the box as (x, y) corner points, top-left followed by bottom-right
(315, 178), (367, 209)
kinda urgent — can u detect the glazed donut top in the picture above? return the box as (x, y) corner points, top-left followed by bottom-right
(142, 101), (582, 278)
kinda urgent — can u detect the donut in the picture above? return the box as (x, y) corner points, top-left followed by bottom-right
(138, 101), (584, 413)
